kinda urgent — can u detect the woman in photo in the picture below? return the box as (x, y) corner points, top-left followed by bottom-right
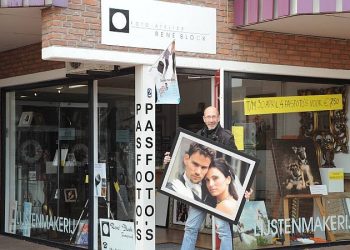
(205, 158), (252, 250)
(205, 158), (239, 217)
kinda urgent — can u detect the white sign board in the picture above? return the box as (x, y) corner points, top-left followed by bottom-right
(101, 0), (216, 54)
(100, 219), (135, 250)
(310, 185), (328, 195)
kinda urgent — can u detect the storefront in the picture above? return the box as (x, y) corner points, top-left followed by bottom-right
(1, 0), (350, 250)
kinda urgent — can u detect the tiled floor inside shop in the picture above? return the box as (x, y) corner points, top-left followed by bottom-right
(155, 227), (211, 250)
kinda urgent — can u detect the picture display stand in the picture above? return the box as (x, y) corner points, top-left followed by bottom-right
(283, 194), (335, 245)
(69, 198), (114, 244)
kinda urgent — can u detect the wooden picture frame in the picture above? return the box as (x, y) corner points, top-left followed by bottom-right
(271, 139), (322, 197)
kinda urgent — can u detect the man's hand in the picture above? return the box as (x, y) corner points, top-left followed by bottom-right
(163, 152), (171, 167)
(244, 188), (254, 201)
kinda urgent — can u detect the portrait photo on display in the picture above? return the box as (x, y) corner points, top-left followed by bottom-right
(271, 139), (322, 197)
(159, 128), (259, 224)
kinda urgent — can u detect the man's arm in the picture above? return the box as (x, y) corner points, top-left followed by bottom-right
(222, 128), (237, 150)
(228, 135), (237, 150)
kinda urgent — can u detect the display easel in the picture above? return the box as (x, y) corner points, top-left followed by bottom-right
(69, 198), (114, 244)
(283, 194), (335, 245)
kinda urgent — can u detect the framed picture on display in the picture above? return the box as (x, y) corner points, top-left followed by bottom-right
(172, 199), (189, 225)
(232, 201), (273, 249)
(271, 139), (322, 197)
(159, 128), (259, 224)
(64, 188), (78, 202)
(18, 111), (34, 127)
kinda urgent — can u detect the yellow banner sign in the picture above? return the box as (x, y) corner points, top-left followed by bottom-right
(329, 171), (344, 180)
(244, 94), (342, 115)
(232, 126), (244, 150)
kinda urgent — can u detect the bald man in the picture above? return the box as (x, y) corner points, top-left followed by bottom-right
(198, 106), (237, 150)
(164, 106), (237, 250)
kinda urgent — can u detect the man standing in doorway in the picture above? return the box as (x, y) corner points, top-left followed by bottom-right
(198, 106), (237, 150)
(164, 106), (238, 250)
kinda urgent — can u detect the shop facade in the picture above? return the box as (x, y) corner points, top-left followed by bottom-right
(1, 0), (350, 249)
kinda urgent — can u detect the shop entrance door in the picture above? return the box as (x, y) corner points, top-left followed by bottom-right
(155, 72), (214, 248)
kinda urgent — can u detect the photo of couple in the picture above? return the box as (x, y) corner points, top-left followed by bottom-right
(160, 128), (258, 224)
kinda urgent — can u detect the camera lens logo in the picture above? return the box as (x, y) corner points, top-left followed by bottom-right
(101, 221), (110, 237)
(110, 8), (129, 33)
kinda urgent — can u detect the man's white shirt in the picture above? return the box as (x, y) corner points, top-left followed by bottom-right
(171, 173), (202, 200)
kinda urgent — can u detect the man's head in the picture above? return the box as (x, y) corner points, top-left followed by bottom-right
(203, 106), (220, 130)
(183, 143), (215, 184)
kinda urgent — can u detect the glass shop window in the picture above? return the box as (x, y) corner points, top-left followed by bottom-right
(229, 77), (349, 248)
(4, 82), (89, 247)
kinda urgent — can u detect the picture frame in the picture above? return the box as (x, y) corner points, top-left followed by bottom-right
(159, 128), (259, 224)
(18, 111), (34, 127)
(322, 192), (350, 241)
(172, 199), (189, 226)
(232, 201), (274, 249)
(271, 139), (322, 197)
(64, 188), (77, 202)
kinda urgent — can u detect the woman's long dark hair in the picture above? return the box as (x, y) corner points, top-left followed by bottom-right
(210, 158), (238, 200)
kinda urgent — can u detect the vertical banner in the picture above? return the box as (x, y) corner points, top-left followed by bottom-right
(152, 40), (181, 104)
(94, 163), (107, 197)
(135, 65), (156, 249)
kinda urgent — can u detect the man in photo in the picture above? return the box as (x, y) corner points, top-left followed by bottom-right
(166, 142), (216, 206)
(164, 106), (239, 250)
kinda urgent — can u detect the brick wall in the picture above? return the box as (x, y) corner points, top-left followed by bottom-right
(0, 43), (64, 80)
(41, 0), (350, 70)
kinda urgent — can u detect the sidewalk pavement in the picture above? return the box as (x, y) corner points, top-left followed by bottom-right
(0, 235), (58, 250)
(0, 234), (349, 250)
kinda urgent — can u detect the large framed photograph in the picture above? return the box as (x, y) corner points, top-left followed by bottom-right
(271, 139), (322, 197)
(159, 128), (259, 224)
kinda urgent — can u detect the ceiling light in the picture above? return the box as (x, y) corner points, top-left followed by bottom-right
(69, 84), (87, 89)
(187, 75), (212, 79)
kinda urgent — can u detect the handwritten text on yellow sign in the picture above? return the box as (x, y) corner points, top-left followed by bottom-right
(244, 94), (342, 115)
(329, 171), (344, 180)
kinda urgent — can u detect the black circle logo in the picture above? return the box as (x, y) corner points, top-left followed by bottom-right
(110, 8), (129, 33)
(101, 221), (110, 237)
